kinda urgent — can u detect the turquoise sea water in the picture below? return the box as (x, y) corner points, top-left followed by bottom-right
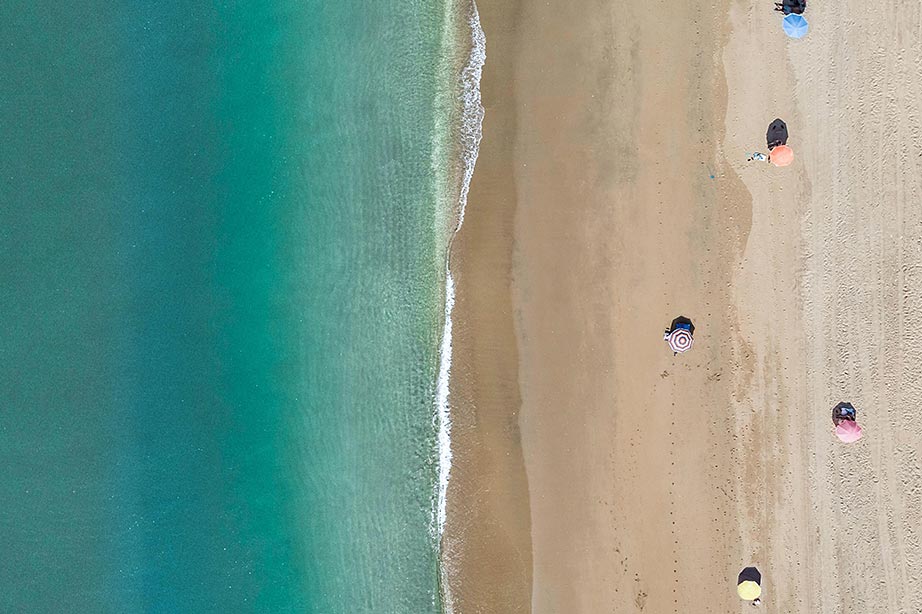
(1, 2), (472, 611)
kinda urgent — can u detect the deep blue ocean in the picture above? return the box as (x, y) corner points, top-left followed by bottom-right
(0, 2), (471, 611)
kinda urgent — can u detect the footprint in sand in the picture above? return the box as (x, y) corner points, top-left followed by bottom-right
(634, 589), (648, 610)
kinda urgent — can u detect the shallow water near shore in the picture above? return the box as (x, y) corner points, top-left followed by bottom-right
(0, 2), (473, 611)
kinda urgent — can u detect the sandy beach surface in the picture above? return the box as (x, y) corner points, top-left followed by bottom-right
(444, 0), (922, 612)
(724, 0), (922, 611)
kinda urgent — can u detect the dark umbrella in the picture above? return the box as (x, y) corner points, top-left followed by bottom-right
(668, 316), (695, 336)
(738, 567), (762, 585)
(832, 402), (857, 426)
(766, 119), (789, 150)
(780, 0), (806, 14)
(737, 567), (762, 601)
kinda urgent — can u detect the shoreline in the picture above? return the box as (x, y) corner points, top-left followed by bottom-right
(434, 0), (486, 545)
(440, 0), (534, 612)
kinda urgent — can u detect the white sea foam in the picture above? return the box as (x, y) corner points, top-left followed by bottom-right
(454, 1), (486, 231)
(435, 4), (483, 611)
(435, 270), (456, 538)
(434, 0), (485, 543)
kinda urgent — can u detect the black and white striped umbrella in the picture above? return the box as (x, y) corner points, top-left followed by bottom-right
(666, 328), (693, 353)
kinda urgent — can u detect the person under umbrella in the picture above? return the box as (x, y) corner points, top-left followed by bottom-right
(750, 118), (794, 166)
(832, 401), (857, 426)
(736, 567), (762, 605)
(766, 119), (794, 166)
(832, 402), (863, 442)
(663, 316), (695, 355)
(738, 567), (763, 605)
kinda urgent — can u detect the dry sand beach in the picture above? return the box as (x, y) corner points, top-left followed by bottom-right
(443, 0), (922, 612)
(724, 0), (922, 611)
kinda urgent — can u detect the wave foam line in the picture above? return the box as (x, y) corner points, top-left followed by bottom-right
(434, 0), (485, 547)
(454, 0), (486, 231)
(436, 6), (483, 611)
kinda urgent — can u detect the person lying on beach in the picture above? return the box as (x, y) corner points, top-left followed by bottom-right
(747, 152), (768, 162)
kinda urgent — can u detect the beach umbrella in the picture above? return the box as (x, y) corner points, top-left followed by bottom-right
(738, 581), (762, 600)
(780, 0), (806, 15)
(832, 401), (857, 426)
(737, 567), (762, 601)
(766, 118), (789, 148)
(770, 145), (794, 166)
(666, 328), (693, 353)
(782, 13), (809, 38)
(836, 419), (863, 443)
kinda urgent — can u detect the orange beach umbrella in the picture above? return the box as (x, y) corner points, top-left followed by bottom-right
(770, 145), (794, 167)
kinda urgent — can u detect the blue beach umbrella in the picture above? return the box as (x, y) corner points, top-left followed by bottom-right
(782, 13), (809, 38)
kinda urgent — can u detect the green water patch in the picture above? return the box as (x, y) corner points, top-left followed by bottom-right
(1, 2), (455, 612)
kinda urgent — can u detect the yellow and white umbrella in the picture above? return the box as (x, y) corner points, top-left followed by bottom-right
(737, 566), (762, 601)
(737, 580), (761, 600)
